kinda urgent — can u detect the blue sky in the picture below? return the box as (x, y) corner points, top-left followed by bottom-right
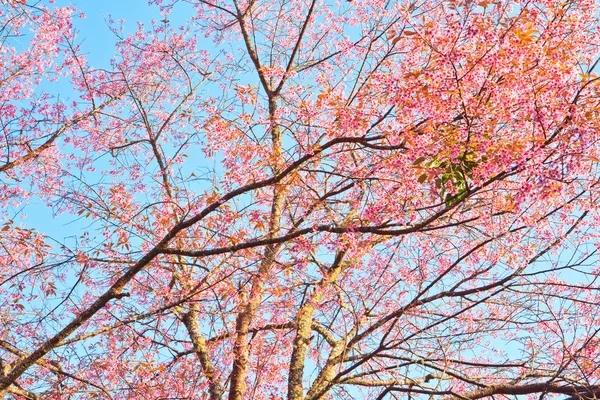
(55, 0), (194, 68)
(9, 2), (597, 397)
(21, 0), (200, 235)
(55, 0), (161, 63)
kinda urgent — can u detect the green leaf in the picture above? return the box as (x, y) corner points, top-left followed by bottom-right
(444, 188), (468, 207)
(413, 156), (426, 166)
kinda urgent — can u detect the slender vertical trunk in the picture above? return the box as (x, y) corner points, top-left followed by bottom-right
(228, 99), (285, 400)
(227, 234), (282, 400)
(182, 305), (224, 400)
(287, 252), (348, 400)
(304, 340), (347, 400)
(287, 298), (318, 400)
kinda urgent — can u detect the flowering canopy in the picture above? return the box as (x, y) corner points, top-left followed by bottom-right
(2, 0), (600, 398)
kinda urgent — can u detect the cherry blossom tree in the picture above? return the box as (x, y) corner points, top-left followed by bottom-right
(2, 0), (600, 398)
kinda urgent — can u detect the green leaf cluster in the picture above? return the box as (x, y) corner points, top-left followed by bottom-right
(414, 152), (480, 207)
